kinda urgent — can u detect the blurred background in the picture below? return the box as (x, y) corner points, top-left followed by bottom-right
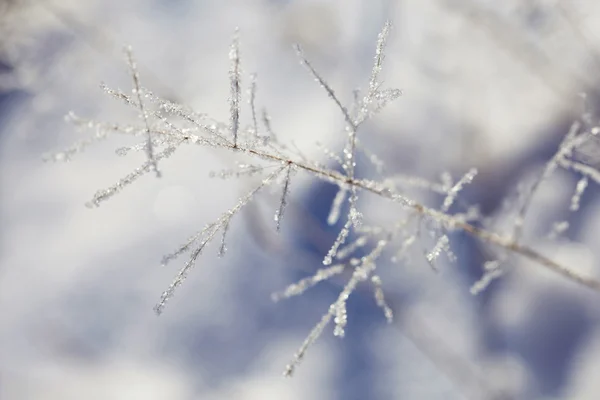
(2, 0), (600, 399)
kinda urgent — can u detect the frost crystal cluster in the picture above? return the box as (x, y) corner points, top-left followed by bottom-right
(45, 22), (600, 376)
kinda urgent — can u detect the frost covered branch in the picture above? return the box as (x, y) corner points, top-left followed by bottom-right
(46, 21), (600, 377)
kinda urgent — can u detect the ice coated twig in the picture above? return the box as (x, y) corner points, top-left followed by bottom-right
(323, 219), (352, 265)
(331, 240), (388, 337)
(54, 20), (600, 379)
(154, 166), (286, 315)
(371, 275), (393, 323)
(86, 142), (180, 208)
(160, 222), (218, 266)
(285, 240), (388, 376)
(442, 168), (478, 212)
(218, 216), (231, 257)
(44, 113), (154, 162)
(125, 46), (160, 177)
(275, 163), (293, 231)
(271, 264), (345, 302)
(294, 45), (356, 132)
(327, 186), (347, 226)
(336, 235), (369, 260)
(513, 121), (582, 238)
(425, 235), (450, 271)
(248, 73), (259, 138)
(560, 158), (600, 184)
(229, 28), (241, 148)
(154, 221), (223, 315)
(570, 177), (588, 211)
(358, 20), (392, 125)
(470, 260), (504, 295)
(284, 308), (333, 377)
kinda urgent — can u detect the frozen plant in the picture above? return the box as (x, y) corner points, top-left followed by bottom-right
(45, 21), (600, 376)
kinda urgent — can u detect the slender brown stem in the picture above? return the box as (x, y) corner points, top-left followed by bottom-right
(187, 138), (600, 292)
